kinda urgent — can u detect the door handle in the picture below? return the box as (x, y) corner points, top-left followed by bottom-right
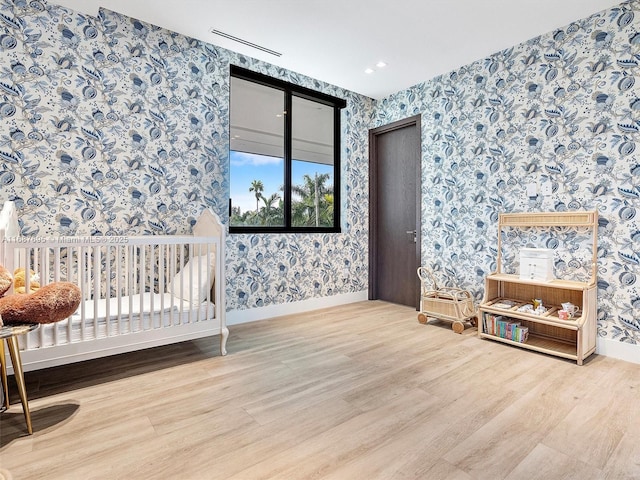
(406, 230), (417, 243)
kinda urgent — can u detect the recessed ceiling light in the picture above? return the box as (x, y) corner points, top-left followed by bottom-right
(364, 68), (374, 74)
(376, 61), (387, 68)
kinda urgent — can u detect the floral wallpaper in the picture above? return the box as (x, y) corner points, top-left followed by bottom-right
(376, 0), (640, 344)
(2, 0), (639, 350)
(0, 0), (374, 312)
(0, 2), (229, 235)
(222, 65), (373, 309)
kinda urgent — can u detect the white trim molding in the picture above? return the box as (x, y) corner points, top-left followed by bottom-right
(227, 290), (368, 325)
(596, 337), (640, 365)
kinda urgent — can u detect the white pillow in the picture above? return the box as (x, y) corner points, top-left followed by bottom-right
(192, 208), (221, 238)
(168, 253), (215, 303)
(0, 201), (19, 237)
(193, 208), (220, 256)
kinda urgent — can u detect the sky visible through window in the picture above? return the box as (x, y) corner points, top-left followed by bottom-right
(230, 150), (333, 214)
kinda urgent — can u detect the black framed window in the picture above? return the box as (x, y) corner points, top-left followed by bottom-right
(229, 66), (345, 233)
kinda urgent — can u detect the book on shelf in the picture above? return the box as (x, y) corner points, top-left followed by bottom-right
(482, 314), (501, 336)
(482, 313), (528, 343)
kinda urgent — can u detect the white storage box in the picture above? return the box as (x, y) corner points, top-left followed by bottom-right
(519, 248), (554, 281)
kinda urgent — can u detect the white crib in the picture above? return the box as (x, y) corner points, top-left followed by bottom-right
(0, 202), (227, 372)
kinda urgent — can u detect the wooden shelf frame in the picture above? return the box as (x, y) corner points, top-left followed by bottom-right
(480, 211), (598, 365)
(479, 329), (579, 361)
(496, 211), (598, 286)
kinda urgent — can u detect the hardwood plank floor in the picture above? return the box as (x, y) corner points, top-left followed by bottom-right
(1, 301), (638, 479)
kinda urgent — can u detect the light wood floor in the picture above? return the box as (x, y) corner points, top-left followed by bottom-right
(1, 301), (639, 479)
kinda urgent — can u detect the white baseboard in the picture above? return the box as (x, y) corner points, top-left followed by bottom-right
(597, 337), (640, 364)
(226, 290), (369, 325)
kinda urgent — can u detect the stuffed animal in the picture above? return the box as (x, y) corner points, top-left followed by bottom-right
(0, 265), (11, 298)
(13, 267), (40, 294)
(0, 265), (81, 326)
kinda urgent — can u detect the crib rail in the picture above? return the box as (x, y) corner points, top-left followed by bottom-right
(2, 234), (225, 365)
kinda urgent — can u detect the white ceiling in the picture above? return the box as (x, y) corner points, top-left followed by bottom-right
(52, 0), (622, 99)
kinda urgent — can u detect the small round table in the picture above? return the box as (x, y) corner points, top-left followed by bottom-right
(0, 323), (39, 434)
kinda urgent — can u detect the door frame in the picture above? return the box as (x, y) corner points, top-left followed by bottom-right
(368, 114), (422, 307)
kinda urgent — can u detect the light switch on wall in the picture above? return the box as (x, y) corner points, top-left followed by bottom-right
(526, 183), (537, 198)
(540, 182), (552, 196)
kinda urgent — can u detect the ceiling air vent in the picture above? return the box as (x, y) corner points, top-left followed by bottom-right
(210, 29), (282, 57)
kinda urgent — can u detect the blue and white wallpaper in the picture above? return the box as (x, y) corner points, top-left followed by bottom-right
(0, 2), (229, 235)
(376, 0), (640, 344)
(1, 0), (639, 349)
(0, 0), (374, 311)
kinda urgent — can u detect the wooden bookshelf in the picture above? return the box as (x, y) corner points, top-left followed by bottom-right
(479, 212), (598, 365)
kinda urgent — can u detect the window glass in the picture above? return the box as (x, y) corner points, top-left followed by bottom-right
(229, 66), (345, 233)
(230, 77), (284, 226)
(291, 96), (334, 227)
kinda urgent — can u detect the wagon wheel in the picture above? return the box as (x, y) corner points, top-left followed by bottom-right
(452, 321), (465, 334)
(417, 313), (428, 325)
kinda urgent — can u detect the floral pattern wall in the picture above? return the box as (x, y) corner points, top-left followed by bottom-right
(0, 2), (229, 235)
(0, 0), (374, 311)
(2, 0), (639, 349)
(376, 0), (640, 345)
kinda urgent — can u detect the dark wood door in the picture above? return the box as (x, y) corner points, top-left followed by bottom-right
(369, 115), (421, 308)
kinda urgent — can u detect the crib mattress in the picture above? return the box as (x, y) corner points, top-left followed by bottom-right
(25, 293), (216, 348)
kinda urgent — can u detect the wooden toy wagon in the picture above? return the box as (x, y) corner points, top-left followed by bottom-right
(417, 267), (477, 333)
